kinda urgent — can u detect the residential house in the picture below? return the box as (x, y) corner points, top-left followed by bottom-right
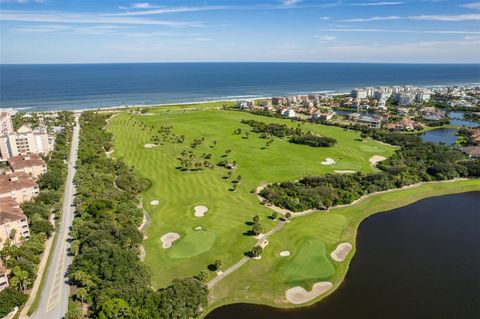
(358, 116), (382, 129)
(281, 109), (296, 118)
(311, 111), (334, 121)
(9, 154), (47, 179)
(0, 197), (31, 250)
(0, 172), (39, 204)
(272, 97), (286, 106)
(459, 146), (480, 158)
(236, 100), (253, 109)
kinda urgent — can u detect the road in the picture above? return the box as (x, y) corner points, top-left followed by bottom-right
(30, 114), (80, 319)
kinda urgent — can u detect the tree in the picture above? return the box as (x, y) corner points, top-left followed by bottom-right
(252, 215), (259, 223)
(214, 259), (223, 271)
(252, 223), (263, 236)
(75, 287), (88, 305)
(236, 175), (242, 183)
(196, 270), (208, 283)
(271, 212), (278, 220)
(0, 288), (27, 317)
(285, 212), (292, 220)
(97, 298), (132, 319)
(9, 229), (17, 245)
(251, 245), (263, 257)
(66, 301), (83, 319)
(10, 266), (31, 292)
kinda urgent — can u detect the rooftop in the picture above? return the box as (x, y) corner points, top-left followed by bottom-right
(0, 172), (38, 193)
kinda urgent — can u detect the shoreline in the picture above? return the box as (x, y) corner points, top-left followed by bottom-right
(4, 80), (479, 113)
(204, 179), (480, 317)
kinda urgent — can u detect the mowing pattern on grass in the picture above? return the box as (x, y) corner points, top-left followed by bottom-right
(168, 231), (217, 259)
(107, 109), (394, 289)
(282, 239), (335, 284)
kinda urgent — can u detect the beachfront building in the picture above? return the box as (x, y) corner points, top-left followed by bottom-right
(0, 172), (39, 204)
(311, 111), (334, 121)
(9, 154), (47, 179)
(351, 89), (368, 99)
(281, 108), (296, 118)
(374, 90), (391, 101)
(0, 197), (31, 250)
(0, 112), (14, 136)
(394, 92), (416, 106)
(236, 100), (253, 109)
(0, 124), (50, 161)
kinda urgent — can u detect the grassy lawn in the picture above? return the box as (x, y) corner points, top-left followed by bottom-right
(282, 239), (335, 284)
(207, 178), (480, 313)
(107, 106), (395, 290)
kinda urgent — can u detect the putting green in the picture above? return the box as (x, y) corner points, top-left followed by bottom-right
(282, 239), (335, 284)
(167, 230), (217, 259)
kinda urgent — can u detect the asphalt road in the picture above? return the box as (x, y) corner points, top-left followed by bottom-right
(31, 114), (80, 319)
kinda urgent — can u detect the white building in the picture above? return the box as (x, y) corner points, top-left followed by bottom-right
(0, 125), (51, 161)
(351, 89), (368, 99)
(236, 100), (253, 109)
(377, 99), (387, 110)
(281, 109), (296, 118)
(415, 91), (431, 102)
(374, 90), (391, 101)
(0, 112), (14, 136)
(395, 92), (416, 106)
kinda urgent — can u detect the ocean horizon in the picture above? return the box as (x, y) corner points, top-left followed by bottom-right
(1, 62), (480, 112)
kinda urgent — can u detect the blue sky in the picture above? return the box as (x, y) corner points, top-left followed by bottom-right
(0, 0), (479, 63)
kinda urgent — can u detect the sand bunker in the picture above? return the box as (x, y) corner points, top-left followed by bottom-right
(369, 155), (386, 165)
(285, 282), (333, 304)
(330, 242), (352, 262)
(150, 200), (159, 206)
(160, 232), (180, 249)
(260, 240), (269, 248)
(194, 205), (208, 217)
(321, 158), (336, 165)
(195, 226), (203, 230)
(279, 251), (291, 257)
(144, 144), (158, 148)
(334, 170), (356, 174)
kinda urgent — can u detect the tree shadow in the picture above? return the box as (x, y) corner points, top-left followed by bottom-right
(245, 221), (254, 226)
(242, 230), (255, 236)
(207, 264), (217, 271)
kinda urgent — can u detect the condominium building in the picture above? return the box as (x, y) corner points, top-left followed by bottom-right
(0, 197), (31, 250)
(9, 154), (47, 179)
(0, 124), (50, 161)
(0, 112), (14, 136)
(0, 172), (39, 204)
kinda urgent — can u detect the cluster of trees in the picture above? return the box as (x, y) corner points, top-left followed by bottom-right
(177, 150), (214, 171)
(261, 131), (480, 212)
(0, 113), (74, 316)
(68, 112), (208, 319)
(241, 119), (336, 147)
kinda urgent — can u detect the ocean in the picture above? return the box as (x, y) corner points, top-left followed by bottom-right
(1, 63), (479, 112)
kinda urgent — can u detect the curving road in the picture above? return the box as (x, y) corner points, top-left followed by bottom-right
(30, 114), (80, 319)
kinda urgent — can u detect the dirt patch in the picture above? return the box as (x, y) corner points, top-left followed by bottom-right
(330, 242), (352, 262)
(160, 232), (180, 249)
(321, 158), (336, 165)
(285, 282), (333, 304)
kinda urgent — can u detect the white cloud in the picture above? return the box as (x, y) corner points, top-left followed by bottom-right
(350, 2), (404, 6)
(461, 2), (480, 9)
(0, 0), (45, 3)
(342, 15), (401, 22)
(0, 10), (202, 27)
(327, 28), (480, 34)
(410, 14), (480, 21)
(131, 3), (154, 9)
(108, 6), (227, 17)
(282, 0), (302, 7)
(315, 35), (336, 41)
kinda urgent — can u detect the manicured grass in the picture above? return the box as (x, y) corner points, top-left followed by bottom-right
(168, 230), (217, 259)
(282, 239), (335, 284)
(108, 107), (394, 290)
(207, 179), (480, 314)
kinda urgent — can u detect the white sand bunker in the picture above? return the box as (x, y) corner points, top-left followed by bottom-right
(331, 242), (352, 262)
(285, 282), (333, 304)
(369, 155), (386, 165)
(279, 251), (291, 257)
(260, 240), (269, 248)
(144, 144), (158, 148)
(334, 170), (356, 174)
(160, 232), (180, 249)
(321, 158), (336, 165)
(195, 226), (203, 230)
(150, 200), (159, 206)
(194, 205), (208, 217)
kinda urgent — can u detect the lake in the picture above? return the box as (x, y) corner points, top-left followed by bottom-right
(206, 191), (480, 319)
(420, 128), (458, 145)
(448, 111), (480, 128)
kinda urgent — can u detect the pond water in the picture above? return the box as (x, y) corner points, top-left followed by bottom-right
(448, 111), (480, 128)
(420, 128), (458, 144)
(206, 192), (480, 319)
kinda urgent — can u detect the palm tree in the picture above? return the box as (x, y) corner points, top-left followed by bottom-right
(10, 266), (30, 292)
(75, 287), (88, 305)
